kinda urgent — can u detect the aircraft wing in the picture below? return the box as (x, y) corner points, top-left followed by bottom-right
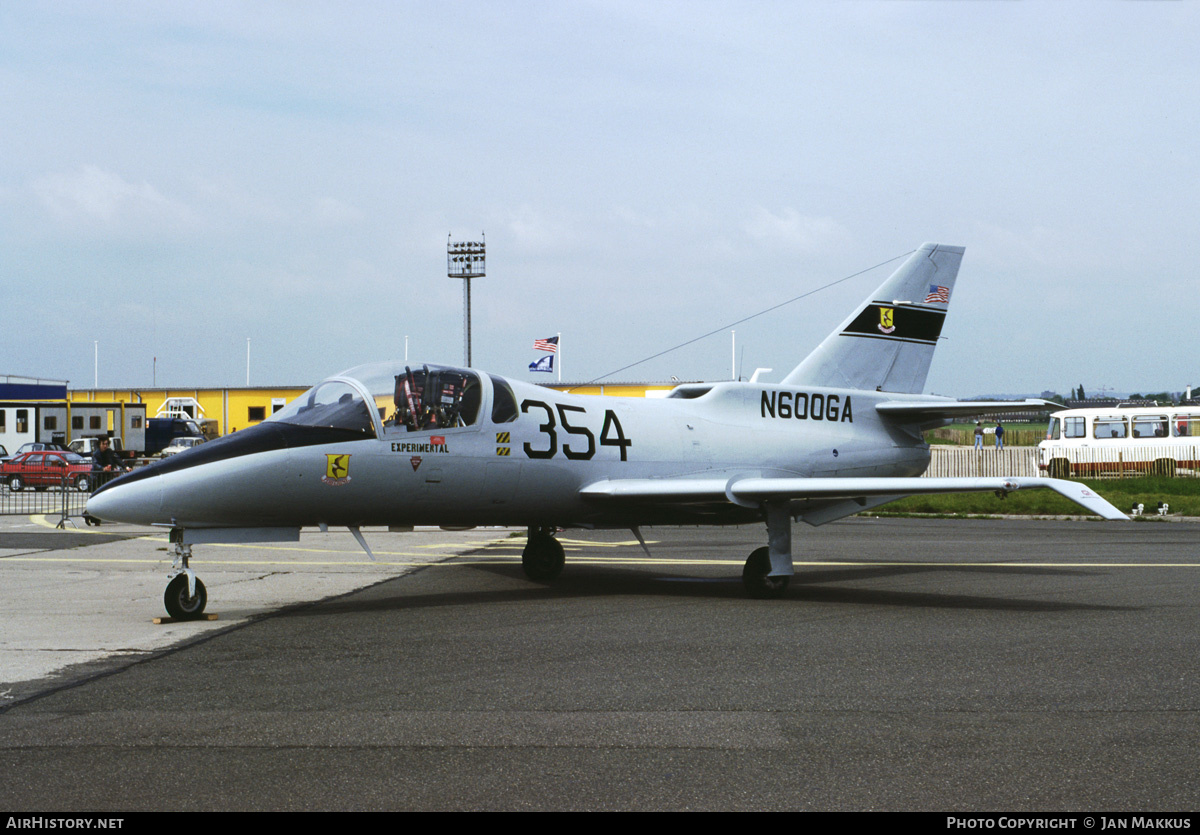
(875, 399), (1061, 424)
(579, 476), (1129, 523)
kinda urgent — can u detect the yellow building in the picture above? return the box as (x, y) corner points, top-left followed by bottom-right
(69, 386), (309, 436)
(541, 382), (681, 398)
(68, 379), (691, 439)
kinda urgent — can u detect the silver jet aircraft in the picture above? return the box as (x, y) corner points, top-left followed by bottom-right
(88, 242), (1126, 619)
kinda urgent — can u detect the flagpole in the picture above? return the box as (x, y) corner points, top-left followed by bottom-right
(557, 332), (562, 383)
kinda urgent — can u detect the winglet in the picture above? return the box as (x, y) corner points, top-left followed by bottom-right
(1008, 478), (1130, 521)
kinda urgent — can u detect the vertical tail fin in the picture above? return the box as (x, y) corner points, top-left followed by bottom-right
(781, 243), (964, 394)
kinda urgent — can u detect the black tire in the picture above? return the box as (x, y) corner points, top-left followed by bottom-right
(8, 476), (22, 492)
(164, 574), (207, 620)
(522, 533), (565, 582)
(74, 475), (91, 492)
(742, 546), (790, 599)
(1048, 458), (1071, 480)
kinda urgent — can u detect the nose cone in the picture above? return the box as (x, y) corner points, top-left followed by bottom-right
(87, 474), (163, 525)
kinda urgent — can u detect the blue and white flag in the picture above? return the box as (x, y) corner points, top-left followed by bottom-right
(529, 354), (554, 373)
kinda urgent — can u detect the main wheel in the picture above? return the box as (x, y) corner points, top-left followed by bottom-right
(742, 546), (789, 599)
(522, 533), (565, 582)
(1048, 458), (1070, 479)
(8, 476), (23, 492)
(164, 574), (207, 620)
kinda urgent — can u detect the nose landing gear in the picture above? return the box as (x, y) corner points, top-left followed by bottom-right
(163, 535), (209, 621)
(164, 571), (208, 620)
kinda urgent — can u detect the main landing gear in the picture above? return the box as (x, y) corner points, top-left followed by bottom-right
(741, 500), (795, 599)
(164, 534), (208, 620)
(517, 509), (796, 599)
(742, 547), (790, 599)
(522, 526), (565, 582)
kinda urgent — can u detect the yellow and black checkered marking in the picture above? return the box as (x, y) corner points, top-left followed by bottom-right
(495, 446), (511, 456)
(496, 432), (510, 444)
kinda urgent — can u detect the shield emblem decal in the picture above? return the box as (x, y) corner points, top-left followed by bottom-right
(877, 306), (896, 334)
(322, 454), (351, 486)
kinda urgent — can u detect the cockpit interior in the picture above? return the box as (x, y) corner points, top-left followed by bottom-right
(266, 361), (519, 440)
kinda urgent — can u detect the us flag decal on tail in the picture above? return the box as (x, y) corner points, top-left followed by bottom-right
(925, 284), (950, 304)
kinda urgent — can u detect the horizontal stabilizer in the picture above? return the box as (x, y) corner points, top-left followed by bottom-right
(876, 399), (1062, 424)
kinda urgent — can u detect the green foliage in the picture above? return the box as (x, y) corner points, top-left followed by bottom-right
(866, 477), (1200, 518)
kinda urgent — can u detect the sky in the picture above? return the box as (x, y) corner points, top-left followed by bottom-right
(2, 1), (1197, 398)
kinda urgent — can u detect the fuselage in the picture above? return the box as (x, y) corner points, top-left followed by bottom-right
(87, 361), (931, 530)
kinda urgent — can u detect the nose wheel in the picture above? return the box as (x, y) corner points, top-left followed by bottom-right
(164, 572), (208, 620)
(522, 526), (565, 582)
(163, 537), (209, 620)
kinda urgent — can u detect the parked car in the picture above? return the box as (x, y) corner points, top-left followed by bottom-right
(68, 436), (130, 461)
(160, 436), (206, 457)
(0, 444), (10, 464)
(1, 451), (94, 492)
(16, 442), (71, 455)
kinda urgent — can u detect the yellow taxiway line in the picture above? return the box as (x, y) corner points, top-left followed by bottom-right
(7, 553), (1200, 570)
(16, 515), (1200, 568)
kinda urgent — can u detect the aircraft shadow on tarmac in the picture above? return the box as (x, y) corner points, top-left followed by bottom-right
(0, 531), (143, 551)
(289, 558), (1135, 619)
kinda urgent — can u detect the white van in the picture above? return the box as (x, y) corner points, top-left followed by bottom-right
(1039, 406), (1200, 478)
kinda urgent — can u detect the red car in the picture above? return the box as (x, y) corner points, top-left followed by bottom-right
(1, 451), (93, 492)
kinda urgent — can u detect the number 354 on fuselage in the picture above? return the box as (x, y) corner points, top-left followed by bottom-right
(87, 243), (1127, 620)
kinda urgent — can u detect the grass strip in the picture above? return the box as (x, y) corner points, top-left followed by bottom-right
(863, 476), (1200, 518)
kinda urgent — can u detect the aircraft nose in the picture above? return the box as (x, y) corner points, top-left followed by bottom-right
(86, 474), (163, 525)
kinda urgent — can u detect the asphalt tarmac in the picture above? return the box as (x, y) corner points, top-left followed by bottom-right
(3, 516), (1200, 811)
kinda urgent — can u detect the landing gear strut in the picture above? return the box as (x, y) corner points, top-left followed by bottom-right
(742, 547), (790, 599)
(742, 500), (794, 599)
(522, 526), (565, 582)
(165, 535), (208, 620)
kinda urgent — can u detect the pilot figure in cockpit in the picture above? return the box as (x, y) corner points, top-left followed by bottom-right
(389, 366), (477, 432)
(391, 371), (423, 431)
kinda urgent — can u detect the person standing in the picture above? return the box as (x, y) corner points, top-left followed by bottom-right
(995, 421), (1005, 450)
(974, 421), (983, 450)
(93, 437), (128, 488)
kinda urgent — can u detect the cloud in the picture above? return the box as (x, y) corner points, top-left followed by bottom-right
(308, 196), (363, 226)
(741, 207), (852, 253)
(502, 205), (579, 254)
(31, 165), (195, 231)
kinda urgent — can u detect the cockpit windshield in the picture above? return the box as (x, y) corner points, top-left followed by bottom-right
(270, 361), (485, 438)
(267, 380), (375, 436)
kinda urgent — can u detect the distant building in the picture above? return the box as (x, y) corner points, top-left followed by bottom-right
(0, 374), (67, 401)
(539, 381), (691, 398)
(1063, 398), (1120, 410)
(1, 373), (146, 453)
(68, 386), (309, 436)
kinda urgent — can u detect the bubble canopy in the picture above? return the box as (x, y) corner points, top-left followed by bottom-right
(266, 361), (507, 438)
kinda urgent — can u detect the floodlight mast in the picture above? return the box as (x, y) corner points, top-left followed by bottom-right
(447, 233), (486, 367)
